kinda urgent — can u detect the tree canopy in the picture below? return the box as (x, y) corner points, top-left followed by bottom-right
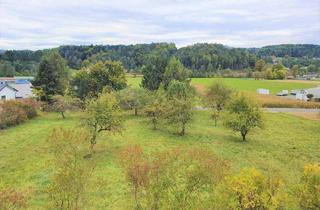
(69, 61), (127, 100)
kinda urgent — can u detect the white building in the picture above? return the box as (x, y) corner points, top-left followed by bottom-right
(257, 88), (270, 95)
(11, 80), (34, 99)
(0, 77), (34, 100)
(0, 84), (18, 100)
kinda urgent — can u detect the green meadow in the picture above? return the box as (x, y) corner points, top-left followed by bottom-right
(1, 110), (319, 209)
(127, 77), (319, 94)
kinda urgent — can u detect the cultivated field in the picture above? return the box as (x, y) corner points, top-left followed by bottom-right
(127, 77), (320, 94)
(0, 111), (319, 209)
(128, 77), (320, 108)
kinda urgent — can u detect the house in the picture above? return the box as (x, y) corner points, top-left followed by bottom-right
(11, 79), (34, 98)
(257, 88), (270, 95)
(0, 77), (34, 100)
(0, 84), (18, 100)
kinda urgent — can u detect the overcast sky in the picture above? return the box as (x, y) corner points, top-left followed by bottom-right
(0, 0), (319, 50)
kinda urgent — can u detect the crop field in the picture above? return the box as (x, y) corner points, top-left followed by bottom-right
(0, 111), (319, 209)
(127, 77), (319, 95)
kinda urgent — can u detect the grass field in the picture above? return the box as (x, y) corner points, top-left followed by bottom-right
(127, 77), (319, 94)
(1, 111), (319, 209)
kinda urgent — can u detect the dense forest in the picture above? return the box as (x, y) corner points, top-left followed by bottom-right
(0, 43), (320, 77)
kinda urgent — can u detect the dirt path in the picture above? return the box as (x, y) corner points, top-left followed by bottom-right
(264, 108), (320, 113)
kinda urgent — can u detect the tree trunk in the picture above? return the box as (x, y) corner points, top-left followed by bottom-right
(134, 108), (138, 116)
(241, 131), (247, 141)
(152, 113), (157, 130)
(90, 133), (97, 152)
(61, 111), (65, 119)
(180, 123), (185, 136)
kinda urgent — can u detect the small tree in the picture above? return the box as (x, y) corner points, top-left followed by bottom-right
(255, 59), (267, 72)
(70, 61), (127, 100)
(223, 95), (263, 141)
(47, 128), (95, 210)
(162, 57), (189, 89)
(144, 87), (166, 130)
(165, 80), (194, 135)
(298, 163), (320, 209)
(205, 81), (233, 126)
(50, 95), (81, 119)
(118, 87), (148, 116)
(206, 81), (233, 111)
(84, 91), (123, 150)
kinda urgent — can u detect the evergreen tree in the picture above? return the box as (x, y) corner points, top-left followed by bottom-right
(33, 52), (68, 101)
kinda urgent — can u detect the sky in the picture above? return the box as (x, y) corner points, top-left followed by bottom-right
(0, 0), (319, 50)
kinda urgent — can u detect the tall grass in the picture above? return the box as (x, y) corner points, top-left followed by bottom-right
(245, 93), (320, 108)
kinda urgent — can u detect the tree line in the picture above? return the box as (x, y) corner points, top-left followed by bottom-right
(1, 43), (320, 77)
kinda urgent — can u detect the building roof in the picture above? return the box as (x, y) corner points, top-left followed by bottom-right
(0, 84), (18, 92)
(15, 79), (30, 84)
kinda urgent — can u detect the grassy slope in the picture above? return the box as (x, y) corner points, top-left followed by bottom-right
(0, 111), (319, 209)
(127, 77), (319, 94)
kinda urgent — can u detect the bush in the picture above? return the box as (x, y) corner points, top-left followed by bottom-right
(118, 146), (229, 209)
(0, 99), (39, 129)
(298, 163), (320, 209)
(47, 128), (95, 210)
(0, 101), (27, 129)
(0, 187), (29, 210)
(218, 168), (287, 210)
(18, 99), (40, 119)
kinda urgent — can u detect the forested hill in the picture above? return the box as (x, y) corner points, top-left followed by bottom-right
(248, 44), (320, 58)
(0, 43), (319, 77)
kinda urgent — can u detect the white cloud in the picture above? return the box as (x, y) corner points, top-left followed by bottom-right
(0, 0), (319, 49)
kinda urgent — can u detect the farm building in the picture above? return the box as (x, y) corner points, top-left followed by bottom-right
(0, 77), (34, 100)
(0, 84), (18, 100)
(257, 88), (270, 95)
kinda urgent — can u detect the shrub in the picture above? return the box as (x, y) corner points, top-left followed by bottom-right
(0, 101), (27, 129)
(0, 187), (29, 210)
(298, 163), (320, 209)
(0, 99), (39, 129)
(47, 128), (95, 210)
(118, 145), (149, 209)
(118, 146), (229, 209)
(219, 168), (287, 210)
(17, 99), (40, 119)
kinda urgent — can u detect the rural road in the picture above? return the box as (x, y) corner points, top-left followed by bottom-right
(195, 106), (319, 113)
(264, 108), (320, 113)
